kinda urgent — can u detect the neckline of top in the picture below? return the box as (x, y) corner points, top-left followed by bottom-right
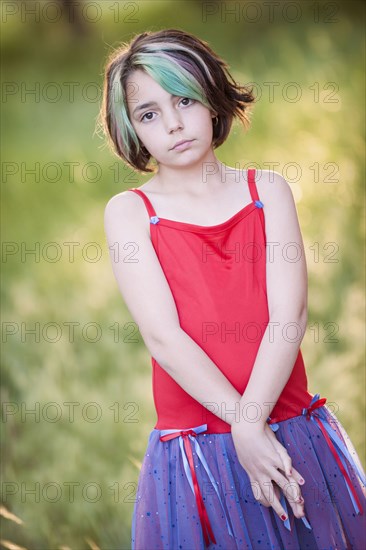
(129, 168), (263, 233)
(154, 201), (257, 233)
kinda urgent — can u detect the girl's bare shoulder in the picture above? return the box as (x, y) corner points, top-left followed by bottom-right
(104, 187), (151, 237)
(255, 169), (296, 208)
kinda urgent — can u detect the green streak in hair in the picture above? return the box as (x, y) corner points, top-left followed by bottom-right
(133, 53), (210, 108)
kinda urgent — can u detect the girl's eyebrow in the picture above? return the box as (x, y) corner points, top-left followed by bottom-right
(133, 101), (159, 116)
(132, 95), (179, 117)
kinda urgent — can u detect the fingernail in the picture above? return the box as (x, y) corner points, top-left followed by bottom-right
(299, 478), (305, 484)
(281, 514), (287, 521)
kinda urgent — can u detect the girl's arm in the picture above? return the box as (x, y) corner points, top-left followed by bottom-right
(237, 171), (308, 427)
(229, 171), (308, 519)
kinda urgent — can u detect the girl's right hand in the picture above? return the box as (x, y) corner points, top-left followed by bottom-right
(231, 421), (306, 522)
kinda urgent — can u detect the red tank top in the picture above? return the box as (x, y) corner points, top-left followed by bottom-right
(128, 168), (313, 433)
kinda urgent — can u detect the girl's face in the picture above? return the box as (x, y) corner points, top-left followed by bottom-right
(126, 69), (216, 168)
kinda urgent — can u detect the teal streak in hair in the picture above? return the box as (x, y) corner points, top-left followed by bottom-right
(110, 66), (140, 156)
(142, 43), (215, 86)
(133, 53), (210, 109)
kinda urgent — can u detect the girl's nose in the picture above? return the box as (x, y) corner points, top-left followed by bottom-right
(164, 112), (183, 133)
(167, 121), (183, 133)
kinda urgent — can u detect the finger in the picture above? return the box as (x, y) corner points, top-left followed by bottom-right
(272, 469), (302, 503)
(271, 469), (299, 501)
(272, 481), (305, 520)
(267, 432), (306, 486)
(257, 472), (292, 516)
(265, 433), (293, 478)
(262, 480), (291, 522)
(277, 462), (306, 500)
(271, 473), (305, 519)
(253, 473), (304, 522)
(272, 444), (293, 478)
(289, 466), (306, 486)
(268, 453), (297, 495)
(249, 473), (282, 511)
(249, 476), (272, 508)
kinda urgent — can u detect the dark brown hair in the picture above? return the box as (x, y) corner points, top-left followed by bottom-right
(97, 28), (256, 173)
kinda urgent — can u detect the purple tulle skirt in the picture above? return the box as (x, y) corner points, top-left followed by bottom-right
(131, 396), (366, 549)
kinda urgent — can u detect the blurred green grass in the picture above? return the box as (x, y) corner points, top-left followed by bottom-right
(1, 1), (365, 548)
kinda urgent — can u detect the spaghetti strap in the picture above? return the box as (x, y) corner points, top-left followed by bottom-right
(247, 168), (264, 209)
(128, 188), (160, 224)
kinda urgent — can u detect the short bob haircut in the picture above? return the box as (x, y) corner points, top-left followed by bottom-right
(97, 28), (256, 174)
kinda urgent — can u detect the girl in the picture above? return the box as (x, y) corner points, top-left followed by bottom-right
(100, 28), (365, 549)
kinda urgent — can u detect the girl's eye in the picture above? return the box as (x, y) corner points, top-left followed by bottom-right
(180, 97), (194, 106)
(140, 98), (195, 122)
(141, 112), (155, 122)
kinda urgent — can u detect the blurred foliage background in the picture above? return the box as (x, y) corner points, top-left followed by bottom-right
(1, 0), (365, 548)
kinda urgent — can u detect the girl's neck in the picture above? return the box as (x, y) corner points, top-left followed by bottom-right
(151, 154), (231, 197)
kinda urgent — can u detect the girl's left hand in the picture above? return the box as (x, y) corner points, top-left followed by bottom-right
(231, 421), (306, 520)
(263, 421), (304, 485)
(263, 421), (307, 516)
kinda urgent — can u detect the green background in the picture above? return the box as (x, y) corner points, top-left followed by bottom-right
(1, 1), (365, 548)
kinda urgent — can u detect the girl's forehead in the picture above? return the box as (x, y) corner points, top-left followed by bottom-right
(127, 69), (156, 88)
(126, 70), (171, 104)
